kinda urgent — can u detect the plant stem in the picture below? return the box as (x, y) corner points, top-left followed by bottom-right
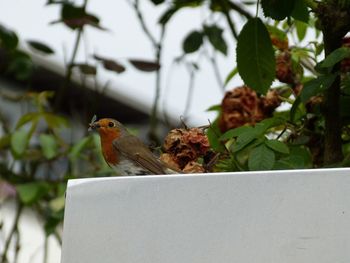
(149, 27), (165, 143)
(183, 64), (197, 120)
(218, 0), (238, 40)
(322, 33), (343, 164)
(54, 29), (82, 111)
(1, 202), (22, 263)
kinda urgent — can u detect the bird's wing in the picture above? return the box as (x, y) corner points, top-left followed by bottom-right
(112, 135), (166, 175)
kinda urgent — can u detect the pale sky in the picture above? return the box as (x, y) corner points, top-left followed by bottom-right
(0, 0), (247, 126)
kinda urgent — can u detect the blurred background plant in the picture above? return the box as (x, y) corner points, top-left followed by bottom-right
(1, 0), (350, 262)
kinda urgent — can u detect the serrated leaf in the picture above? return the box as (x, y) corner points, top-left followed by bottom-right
(16, 182), (50, 205)
(261, 0), (296, 20)
(11, 130), (29, 157)
(0, 24), (18, 49)
(320, 47), (350, 69)
(287, 146), (312, 168)
(248, 144), (275, 170)
(39, 134), (58, 159)
(204, 25), (227, 55)
(300, 74), (336, 103)
(183, 30), (203, 53)
(291, 0), (309, 22)
(27, 40), (54, 55)
(265, 139), (289, 154)
(236, 18), (275, 94)
(129, 59), (160, 72)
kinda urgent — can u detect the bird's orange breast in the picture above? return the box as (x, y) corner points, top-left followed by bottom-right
(98, 127), (120, 166)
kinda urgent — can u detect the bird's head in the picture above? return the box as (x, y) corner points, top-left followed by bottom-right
(89, 118), (126, 141)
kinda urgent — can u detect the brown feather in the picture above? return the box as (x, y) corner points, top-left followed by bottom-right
(112, 135), (166, 175)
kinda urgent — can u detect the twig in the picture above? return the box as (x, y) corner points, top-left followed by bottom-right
(183, 63), (197, 121)
(229, 1), (253, 19)
(1, 202), (23, 263)
(54, 0), (89, 111)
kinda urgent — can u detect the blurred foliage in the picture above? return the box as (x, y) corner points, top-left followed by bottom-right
(1, 0), (350, 262)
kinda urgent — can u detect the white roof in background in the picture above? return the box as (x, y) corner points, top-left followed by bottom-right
(0, 0), (246, 126)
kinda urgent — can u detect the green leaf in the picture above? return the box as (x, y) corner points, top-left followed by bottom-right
(8, 51), (34, 80)
(204, 25), (227, 55)
(261, 0), (296, 20)
(16, 182), (50, 205)
(159, 6), (178, 25)
(16, 112), (41, 129)
(220, 126), (252, 141)
(57, 3), (104, 30)
(72, 63), (97, 75)
(206, 104), (221, 112)
(93, 54), (126, 74)
(39, 134), (58, 159)
(0, 24), (18, 49)
(236, 18), (275, 94)
(11, 130), (30, 157)
(224, 67), (238, 87)
(232, 128), (258, 153)
(265, 139), (289, 154)
(287, 146), (312, 168)
(248, 144), (275, 170)
(320, 47), (350, 69)
(129, 59), (160, 72)
(300, 74), (336, 103)
(295, 21), (308, 41)
(183, 30), (203, 53)
(43, 113), (68, 129)
(69, 136), (91, 161)
(27, 40), (54, 54)
(291, 0), (309, 22)
(0, 135), (11, 149)
(207, 120), (225, 152)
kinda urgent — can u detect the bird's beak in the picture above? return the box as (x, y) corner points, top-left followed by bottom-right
(88, 121), (100, 132)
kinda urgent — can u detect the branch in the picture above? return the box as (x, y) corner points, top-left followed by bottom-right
(131, 0), (158, 48)
(229, 1), (253, 19)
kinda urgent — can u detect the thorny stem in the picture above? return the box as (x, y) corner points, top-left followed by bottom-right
(1, 202), (23, 263)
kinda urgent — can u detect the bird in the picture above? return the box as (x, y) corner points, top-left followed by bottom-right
(89, 117), (175, 176)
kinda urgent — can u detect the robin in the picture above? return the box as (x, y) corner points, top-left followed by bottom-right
(89, 117), (175, 176)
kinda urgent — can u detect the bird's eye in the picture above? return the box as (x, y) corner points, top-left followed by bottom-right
(108, 122), (114, 128)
